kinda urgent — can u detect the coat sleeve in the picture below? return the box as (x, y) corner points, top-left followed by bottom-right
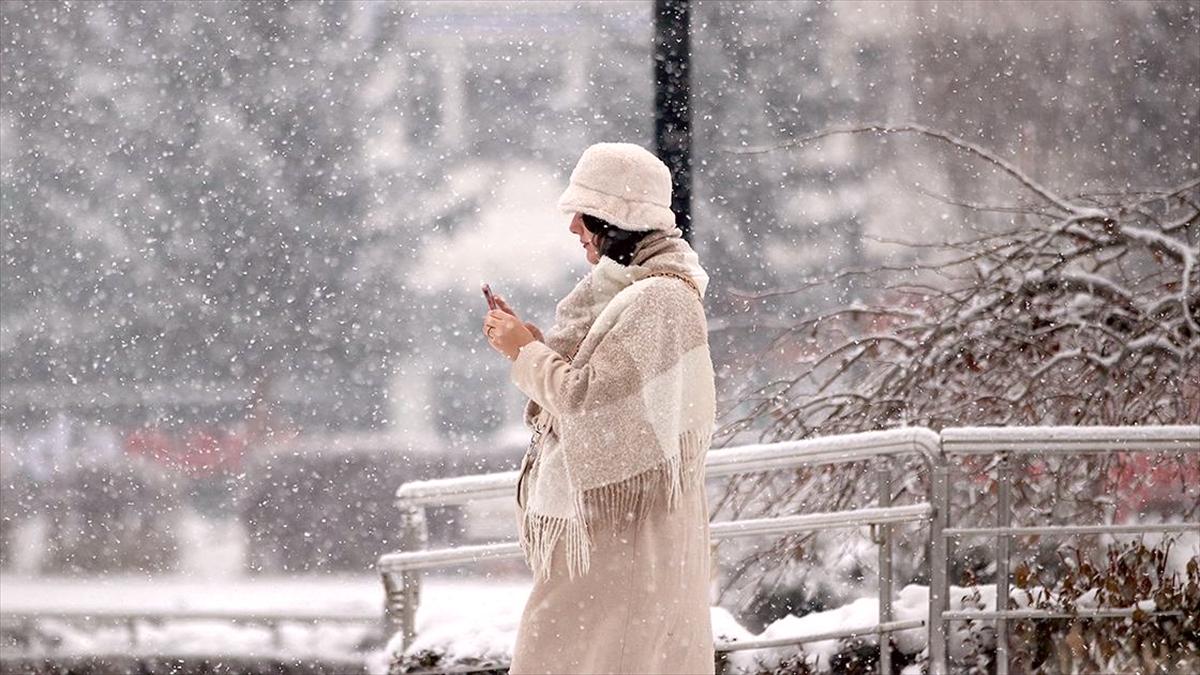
(509, 289), (673, 420)
(508, 341), (580, 419)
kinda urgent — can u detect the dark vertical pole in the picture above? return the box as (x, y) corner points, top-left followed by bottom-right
(654, 0), (692, 243)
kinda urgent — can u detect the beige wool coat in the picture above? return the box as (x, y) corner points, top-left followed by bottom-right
(507, 323), (717, 674)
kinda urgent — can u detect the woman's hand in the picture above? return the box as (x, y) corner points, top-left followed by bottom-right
(494, 294), (544, 342)
(484, 309), (536, 360)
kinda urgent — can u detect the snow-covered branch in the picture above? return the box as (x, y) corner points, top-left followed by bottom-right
(713, 130), (1199, 624)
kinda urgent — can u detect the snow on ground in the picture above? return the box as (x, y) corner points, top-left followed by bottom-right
(731, 596), (882, 672)
(710, 605), (756, 646)
(390, 572), (531, 669)
(391, 595), (754, 674)
(8, 571), (932, 672)
(0, 572), (531, 664)
(723, 583), (996, 674)
(0, 573), (386, 617)
(22, 617), (371, 662)
(390, 582), (955, 674)
(0, 573), (1032, 672)
(386, 581), (998, 674)
(12, 561), (1197, 673)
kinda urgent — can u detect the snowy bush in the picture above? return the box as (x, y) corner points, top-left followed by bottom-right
(724, 536), (1199, 674)
(1004, 538), (1200, 674)
(712, 128), (1199, 625)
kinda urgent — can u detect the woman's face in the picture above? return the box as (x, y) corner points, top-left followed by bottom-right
(568, 212), (601, 265)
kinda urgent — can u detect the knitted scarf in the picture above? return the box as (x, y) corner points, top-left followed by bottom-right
(515, 227), (716, 580)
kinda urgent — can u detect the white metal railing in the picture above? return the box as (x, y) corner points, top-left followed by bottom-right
(715, 618), (926, 653)
(933, 424), (1200, 675)
(380, 427), (943, 675)
(377, 425), (1200, 675)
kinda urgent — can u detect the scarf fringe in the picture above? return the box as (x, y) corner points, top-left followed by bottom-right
(519, 427), (712, 582)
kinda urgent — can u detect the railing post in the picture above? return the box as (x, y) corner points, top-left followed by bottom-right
(382, 504), (427, 652)
(995, 453), (1012, 675)
(927, 447), (950, 675)
(876, 458), (893, 675)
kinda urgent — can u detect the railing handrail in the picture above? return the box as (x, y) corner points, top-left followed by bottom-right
(714, 618), (926, 653)
(940, 424), (1199, 453)
(393, 469), (520, 507)
(377, 503), (933, 574)
(394, 426), (942, 508)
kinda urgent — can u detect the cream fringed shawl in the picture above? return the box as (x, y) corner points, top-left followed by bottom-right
(509, 227), (716, 581)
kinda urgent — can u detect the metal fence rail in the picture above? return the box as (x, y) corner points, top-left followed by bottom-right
(932, 424), (1200, 675)
(381, 427), (944, 675)
(378, 425), (1198, 674)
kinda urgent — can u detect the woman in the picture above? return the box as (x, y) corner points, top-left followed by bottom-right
(482, 142), (717, 675)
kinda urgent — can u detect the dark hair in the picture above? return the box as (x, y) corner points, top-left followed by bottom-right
(581, 213), (652, 266)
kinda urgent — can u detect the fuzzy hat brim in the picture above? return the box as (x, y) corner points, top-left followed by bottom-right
(557, 181), (677, 233)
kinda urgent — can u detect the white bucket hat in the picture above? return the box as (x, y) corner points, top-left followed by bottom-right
(556, 142), (677, 233)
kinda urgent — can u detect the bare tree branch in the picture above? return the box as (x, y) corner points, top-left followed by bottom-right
(711, 126), (1200, 622)
(725, 123), (1101, 216)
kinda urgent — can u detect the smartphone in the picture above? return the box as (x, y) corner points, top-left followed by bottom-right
(481, 282), (498, 311)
